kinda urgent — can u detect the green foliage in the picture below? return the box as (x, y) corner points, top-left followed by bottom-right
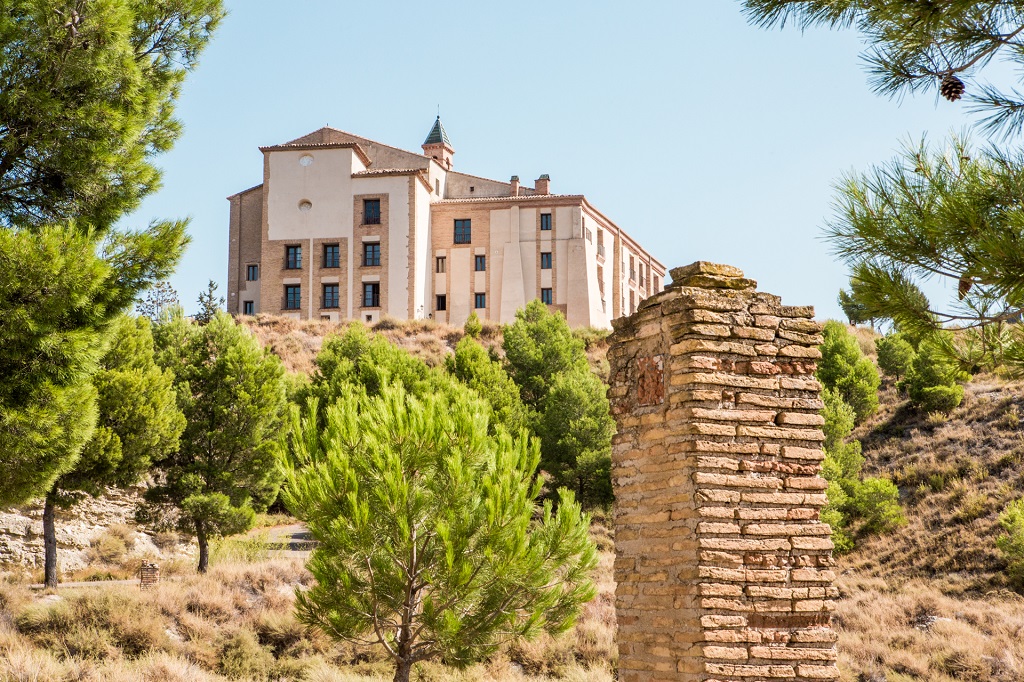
(502, 301), (615, 508)
(194, 279), (224, 325)
(463, 311), (483, 338)
(503, 300), (590, 407)
(820, 388), (904, 552)
(305, 325), (449, 408)
(40, 315), (184, 585)
(997, 498), (1024, 588)
(837, 288), (871, 327)
(0, 0), (224, 229)
(54, 316), (184, 500)
(808, 135), (1024, 373)
(849, 477), (906, 534)
(0, 227), (104, 504)
(535, 369), (615, 507)
(742, 1), (1024, 136)
(0, 0), (220, 504)
(900, 336), (969, 414)
(817, 320), (880, 423)
(282, 385), (597, 681)
(876, 333), (916, 381)
(146, 312), (287, 572)
(446, 336), (529, 436)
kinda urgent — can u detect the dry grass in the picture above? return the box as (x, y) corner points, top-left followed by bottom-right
(844, 375), (1024, 590)
(239, 314), (613, 381)
(834, 574), (1024, 681)
(0, 543), (615, 682)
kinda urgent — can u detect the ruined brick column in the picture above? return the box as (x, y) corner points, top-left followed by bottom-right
(608, 262), (839, 682)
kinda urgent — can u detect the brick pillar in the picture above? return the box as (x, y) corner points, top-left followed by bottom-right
(608, 262), (839, 682)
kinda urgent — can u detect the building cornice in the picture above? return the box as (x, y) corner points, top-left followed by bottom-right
(227, 183), (264, 200)
(353, 168), (432, 192)
(259, 141), (373, 168)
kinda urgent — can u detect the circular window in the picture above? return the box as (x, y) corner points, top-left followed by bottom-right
(298, 200), (312, 212)
(299, 154), (314, 167)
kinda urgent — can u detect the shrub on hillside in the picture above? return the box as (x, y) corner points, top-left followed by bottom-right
(817, 321), (880, 423)
(820, 388), (904, 551)
(997, 498), (1024, 588)
(900, 336), (969, 414)
(876, 333), (916, 381)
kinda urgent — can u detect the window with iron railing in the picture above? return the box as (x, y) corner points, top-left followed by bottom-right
(454, 219), (471, 244)
(324, 244), (340, 268)
(364, 199), (381, 225)
(323, 284), (339, 309)
(284, 285), (301, 310)
(363, 242), (381, 267)
(285, 245), (302, 270)
(363, 282), (380, 308)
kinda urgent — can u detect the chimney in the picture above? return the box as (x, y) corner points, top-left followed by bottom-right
(510, 175), (520, 196)
(535, 174), (550, 194)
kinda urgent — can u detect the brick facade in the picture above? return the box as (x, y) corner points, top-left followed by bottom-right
(607, 261), (839, 682)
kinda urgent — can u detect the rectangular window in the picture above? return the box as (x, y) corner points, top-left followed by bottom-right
(364, 199), (381, 225)
(540, 213), (552, 231)
(243, 301), (254, 315)
(454, 219), (471, 244)
(436, 256), (446, 273)
(323, 284), (339, 309)
(436, 294), (447, 311)
(597, 265), (604, 293)
(284, 285), (301, 310)
(363, 242), (381, 267)
(285, 245), (302, 270)
(474, 292), (486, 309)
(323, 244), (340, 269)
(363, 282), (380, 308)
(540, 252), (552, 270)
(246, 264), (259, 281)
(475, 255), (486, 272)
(541, 288), (553, 305)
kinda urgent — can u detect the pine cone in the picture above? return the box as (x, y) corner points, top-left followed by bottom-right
(941, 74), (965, 102)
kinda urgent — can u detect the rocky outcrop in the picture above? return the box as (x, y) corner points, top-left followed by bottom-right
(0, 488), (145, 570)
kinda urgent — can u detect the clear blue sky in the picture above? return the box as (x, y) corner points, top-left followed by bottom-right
(131, 1), (974, 321)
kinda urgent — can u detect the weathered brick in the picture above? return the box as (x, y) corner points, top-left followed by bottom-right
(607, 262), (836, 680)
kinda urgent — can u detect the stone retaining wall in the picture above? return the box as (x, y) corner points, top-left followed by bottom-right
(607, 262), (839, 681)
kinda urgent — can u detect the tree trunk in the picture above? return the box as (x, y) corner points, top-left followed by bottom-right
(43, 492), (59, 589)
(196, 521), (209, 574)
(392, 659), (412, 682)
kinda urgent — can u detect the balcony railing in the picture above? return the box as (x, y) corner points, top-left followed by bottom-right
(597, 244), (606, 258)
(364, 213), (381, 225)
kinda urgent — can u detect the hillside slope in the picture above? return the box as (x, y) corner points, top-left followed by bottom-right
(831, 372), (1024, 681)
(849, 375), (1024, 591)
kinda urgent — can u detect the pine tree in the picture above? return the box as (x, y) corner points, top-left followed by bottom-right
(502, 301), (615, 507)
(817, 321), (881, 423)
(282, 385), (597, 682)
(446, 335), (530, 436)
(42, 316), (184, 587)
(136, 281), (180, 322)
(0, 0), (222, 504)
(0, 0), (224, 228)
(742, 1), (1024, 135)
(503, 300), (590, 407)
(876, 333), (916, 381)
(145, 312), (287, 573)
(194, 279), (224, 325)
